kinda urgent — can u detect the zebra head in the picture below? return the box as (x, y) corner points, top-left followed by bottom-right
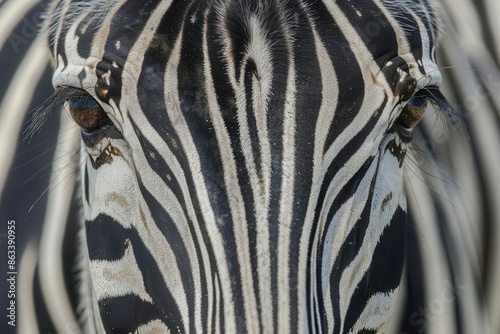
(44, 0), (447, 332)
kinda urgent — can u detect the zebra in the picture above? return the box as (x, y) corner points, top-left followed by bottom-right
(0, 0), (499, 333)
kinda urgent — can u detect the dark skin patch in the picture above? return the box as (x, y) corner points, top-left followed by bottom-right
(95, 77), (110, 101)
(386, 138), (407, 167)
(78, 68), (87, 87)
(380, 57), (416, 101)
(90, 144), (123, 169)
(381, 192), (393, 212)
(104, 192), (128, 207)
(139, 206), (151, 236)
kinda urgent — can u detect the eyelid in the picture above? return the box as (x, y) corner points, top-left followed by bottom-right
(68, 95), (100, 110)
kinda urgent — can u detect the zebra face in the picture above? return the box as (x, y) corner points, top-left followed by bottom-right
(47, 0), (444, 332)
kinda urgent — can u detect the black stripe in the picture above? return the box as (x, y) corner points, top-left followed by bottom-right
(285, 1), (323, 331)
(76, 10), (101, 59)
(312, 104), (387, 329)
(315, 155), (374, 329)
(138, 181), (198, 325)
(244, 59), (263, 181)
(343, 205), (406, 331)
(88, 214), (185, 332)
(335, 0), (399, 68)
(314, 100), (386, 235)
(55, 3), (69, 69)
(327, 167), (378, 334)
(101, 0), (163, 66)
(137, 2), (222, 330)
(86, 214), (128, 261)
(415, 0), (436, 57)
(206, 9), (265, 329)
(399, 208), (428, 334)
(95, 0), (166, 106)
(132, 119), (210, 331)
(387, 5), (424, 69)
(84, 165), (90, 204)
(309, 0), (366, 153)
(178, 6), (247, 332)
(98, 295), (162, 333)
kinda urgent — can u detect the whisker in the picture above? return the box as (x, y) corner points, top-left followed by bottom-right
(27, 150), (81, 214)
(403, 145), (464, 214)
(417, 87), (469, 139)
(402, 167), (430, 250)
(23, 86), (91, 142)
(22, 148), (80, 186)
(424, 66), (478, 76)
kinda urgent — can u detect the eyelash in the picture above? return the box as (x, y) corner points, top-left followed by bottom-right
(25, 86), (467, 143)
(413, 87), (468, 138)
(25, 87), (109, 141)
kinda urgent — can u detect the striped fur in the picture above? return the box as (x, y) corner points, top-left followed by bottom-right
(0, 0), (498, 333)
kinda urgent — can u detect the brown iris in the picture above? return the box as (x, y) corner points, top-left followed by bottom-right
(68, 96), (107, 132)
(398, 90), (428, 129)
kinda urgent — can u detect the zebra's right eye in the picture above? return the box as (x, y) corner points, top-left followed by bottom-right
(398, 90), (428, 129)
(68, 95), (108, 133)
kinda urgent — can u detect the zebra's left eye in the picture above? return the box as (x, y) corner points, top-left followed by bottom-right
(68, 95), (108, 133)
(397, 90), (428, 129)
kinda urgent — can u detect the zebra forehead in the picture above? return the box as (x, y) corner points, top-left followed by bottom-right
(45, 0), (442, 84)
(44, 0), (441, 46)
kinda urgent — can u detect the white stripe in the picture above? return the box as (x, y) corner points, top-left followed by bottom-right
(246, 16), (275, 333)
(338, 139), (403, 332)
(305, 26), (340, 334)
(117, 20), (214, 333)
(0, 0), (40, 51)
(403, 165), (458, 334)
(349, 290), (399, 333)
(38, 109), (81, 334)
(275, 37), (296, 334)
(0, 36), (48, 199)
(134, 319), (171, 333)
(90, 239), (153, 303)
(321, 154), (378, 333)
(298, 2), (394, 330)
(18, 242), (40, 334)
(214, 274), (221, 334)
(203, 17), (259, 333)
